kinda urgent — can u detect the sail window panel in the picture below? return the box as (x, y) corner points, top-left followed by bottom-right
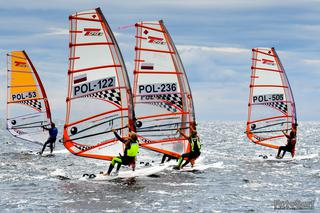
(138, 51), (176, 72)
(253, 69), (283, 87)
(68, 97), (121, 124)
(142, 140), (186, 154)
(72, 45), (116, 72)
(66, 116), (123, 147)
(251, 87), (285, 97)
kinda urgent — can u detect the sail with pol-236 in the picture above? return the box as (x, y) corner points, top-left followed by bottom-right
(133, 20), (196, 158)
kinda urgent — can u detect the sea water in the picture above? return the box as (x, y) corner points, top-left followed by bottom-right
(0, 121), (319, 212)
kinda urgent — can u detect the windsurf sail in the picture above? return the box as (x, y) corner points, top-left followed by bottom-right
(246, 47), (297, 150)
(133, 20), (196, 158)
(6, 51), (52, 145)
(63, 8), (134, 160)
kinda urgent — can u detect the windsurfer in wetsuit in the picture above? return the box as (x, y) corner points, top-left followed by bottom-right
(161, 154), (178, 164)
(105, 129), (139, 176)
(276, 129), (296, 159)
(40, 122), (58, 155)
(173, 127), (201, 170)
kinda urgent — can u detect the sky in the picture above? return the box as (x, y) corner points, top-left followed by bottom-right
(0, 0), (319, 121)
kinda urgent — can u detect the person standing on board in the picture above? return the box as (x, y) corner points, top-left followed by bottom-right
(104, 129), (139, 176)
(39, 122), (58, 155)
(173, 127), (201, 170)
(276, 128), (297, 159)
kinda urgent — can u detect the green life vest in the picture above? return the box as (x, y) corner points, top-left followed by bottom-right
(127, 140), (139, 157)
(190, 137), (201, 152)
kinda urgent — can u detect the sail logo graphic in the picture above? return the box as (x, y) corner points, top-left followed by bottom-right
(148, 36), (166, 45)
(14, 61), (27, 68)
(262, 59), (275, 66)
(83, 28), (103, 36)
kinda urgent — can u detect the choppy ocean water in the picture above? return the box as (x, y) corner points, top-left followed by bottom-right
(0, 121), (319, 212)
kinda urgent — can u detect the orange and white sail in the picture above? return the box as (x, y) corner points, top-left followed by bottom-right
(133, 20), (196, 158)
(6, 51), (52, 145)
(63, 8), (134, 161)
(246, 47), (297, 150)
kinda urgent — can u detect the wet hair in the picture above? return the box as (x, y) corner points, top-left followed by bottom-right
(130, 132), (138, 141)
(290, 131), (295, 138)
(191, 130), (197, 137)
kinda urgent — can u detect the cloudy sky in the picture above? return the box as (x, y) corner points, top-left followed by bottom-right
(0, 0), (319, 121)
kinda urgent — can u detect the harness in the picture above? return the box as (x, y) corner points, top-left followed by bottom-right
(127, 140), (139, 157)
(190, 137), (201, 153)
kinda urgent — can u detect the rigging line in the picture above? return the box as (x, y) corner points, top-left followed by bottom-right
(91, 114), (119, 123)
(66, 125), (128, 142)
(139, 133), (178, 137)
(249, 121), (292, 131)
(137, 122), (189, 130)
(251, 128), (291, 134)
(71, 116), (128, 135)
(137, 127), (189, 132)
(11, 124), (49, 129)
(10, 121), (49, 128)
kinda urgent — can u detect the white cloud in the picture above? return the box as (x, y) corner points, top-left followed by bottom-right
(177, 45), (249, 54)
(41, 27), (69, 36)
(302, 59), (320, 66)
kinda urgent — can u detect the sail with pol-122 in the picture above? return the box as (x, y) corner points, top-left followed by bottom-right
(63, 8), (134, 160)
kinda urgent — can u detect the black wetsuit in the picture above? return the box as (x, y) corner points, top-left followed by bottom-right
(40, 127), (58, 154)
(277, 135), (296, 158)
(161, 154), (178, 164)
(177, 136), (201, 168)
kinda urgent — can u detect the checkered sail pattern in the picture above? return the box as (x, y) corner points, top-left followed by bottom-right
(18, 100), (42, 111)
(147, 101), (178, 113)
(74, 144), (92, 151)
(145, 94), (182, 112)
(84, 89), (121, 106)
(264, 102), (287, 114)
(160, 94), (183, 109)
